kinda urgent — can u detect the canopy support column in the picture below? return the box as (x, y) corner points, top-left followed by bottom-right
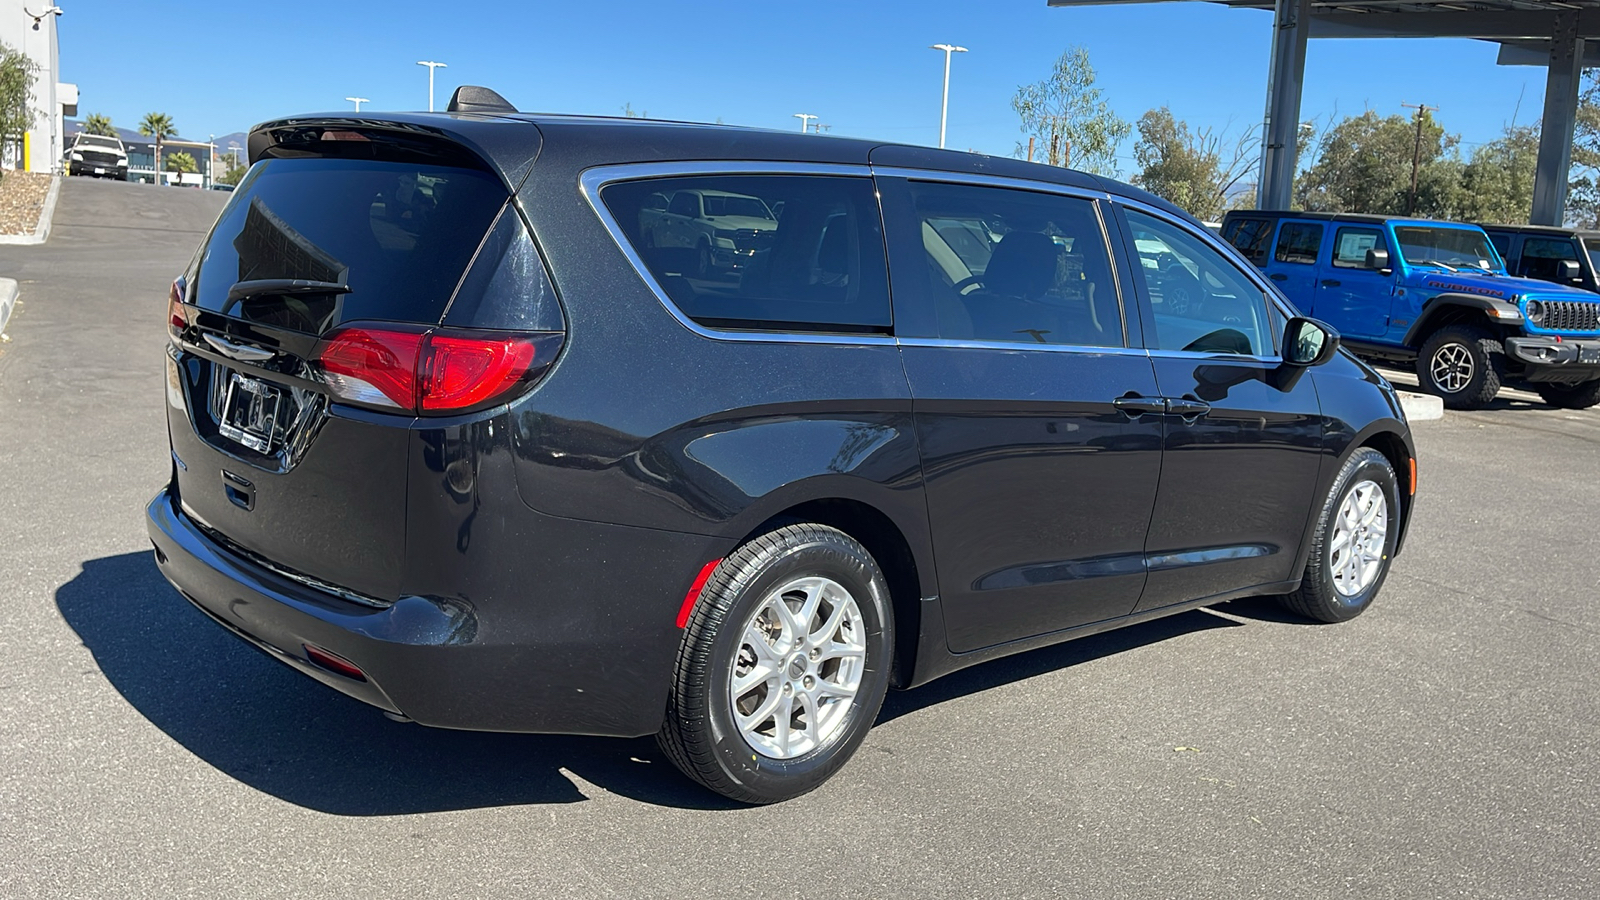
(1258, 0), (1310, 210)
(1531, 11), (1584, 226)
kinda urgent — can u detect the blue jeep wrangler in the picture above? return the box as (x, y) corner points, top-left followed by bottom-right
(1221, 211), (1600, 409)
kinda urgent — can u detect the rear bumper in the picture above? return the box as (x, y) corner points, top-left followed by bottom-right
(1504, 336), (1600, 382)
(146, 486), (712, 737)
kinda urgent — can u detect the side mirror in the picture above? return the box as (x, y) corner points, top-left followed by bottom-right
(1365, 247), (1391, 272)
(1284, 317), (1340, 367)
(1559, 259), (1582, 282)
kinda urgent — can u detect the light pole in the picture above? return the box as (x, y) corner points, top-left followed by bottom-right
(793, 113), (817, 133)
(930, 44), (967, 150)
(345, 96), (369, 112)
(417, 61), (448, 112)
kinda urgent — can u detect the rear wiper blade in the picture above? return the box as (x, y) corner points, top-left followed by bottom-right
(226, 279), (353, 302)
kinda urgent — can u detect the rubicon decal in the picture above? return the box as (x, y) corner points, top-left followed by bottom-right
(1425, 279), (1507, 299)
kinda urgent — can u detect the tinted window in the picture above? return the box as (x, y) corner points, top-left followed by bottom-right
(1124, 209), (1272, 356)
(1223, 217), (1273, 265)
(602, 175), (891, 333)
(667, 192), (699, 217)
(192, 158), (508, 333)
(1519, 237), (1579, 279)
(1274, 222), (1323, 265)
(1332, 227), (1384, 269)
(904, 181), (1122, 347)
(1486, 231), (1513, 260)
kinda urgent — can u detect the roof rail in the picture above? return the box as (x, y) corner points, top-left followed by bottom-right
(446, 86), (518, 114)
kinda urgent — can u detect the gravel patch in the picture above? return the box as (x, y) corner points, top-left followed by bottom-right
(0, 171), (53, 235)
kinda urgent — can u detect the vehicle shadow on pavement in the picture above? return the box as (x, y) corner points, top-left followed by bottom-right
(876, 608), (1246, 725)
(55, 552), (744, 814)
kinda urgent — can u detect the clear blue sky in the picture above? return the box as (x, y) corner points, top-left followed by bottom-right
(61, 0), (1547, 172)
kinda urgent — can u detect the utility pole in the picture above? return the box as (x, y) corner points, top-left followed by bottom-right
(417, 61), (448, 112)
(1401, 102), (1438, 216)
(793, 113), (818, 133)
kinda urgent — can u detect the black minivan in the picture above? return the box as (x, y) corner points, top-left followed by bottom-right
(149, 89), (1416, 803)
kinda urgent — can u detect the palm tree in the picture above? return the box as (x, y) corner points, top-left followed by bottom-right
(165, 151), (197, 174)
(138, 112), (177, 182)
(83, 113), (115, 136)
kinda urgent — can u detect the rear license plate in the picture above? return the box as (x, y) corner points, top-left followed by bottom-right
(1581, 347), (1600, 365)
(219, 372), (285, 453)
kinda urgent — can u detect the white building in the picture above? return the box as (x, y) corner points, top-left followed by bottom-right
(0, 1), (74, 173)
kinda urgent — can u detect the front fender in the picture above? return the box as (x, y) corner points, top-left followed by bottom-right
(1402, 292), (1522, 346)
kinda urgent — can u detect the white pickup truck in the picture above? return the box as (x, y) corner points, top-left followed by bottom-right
(66, 133), (129, 180)
(638, 188), (779, 277)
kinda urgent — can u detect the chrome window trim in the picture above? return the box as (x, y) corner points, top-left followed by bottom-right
(1115, 197), (1293, 358)
(897, 336), (1149, 356)
(872, 167), (1132, 348)
(578, 161), (894, 346)
(869, 166), (1109, 203)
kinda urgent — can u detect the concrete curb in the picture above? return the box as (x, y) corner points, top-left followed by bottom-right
(0, 173), (62, 246)
(0, 277), (17, 335)
(1398, 391), (1444, 421)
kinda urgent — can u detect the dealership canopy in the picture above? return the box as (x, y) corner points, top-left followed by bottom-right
(1047, 0), (1600, 225)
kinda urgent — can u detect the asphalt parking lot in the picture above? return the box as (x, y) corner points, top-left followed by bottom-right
(1, 178), (1597, 899)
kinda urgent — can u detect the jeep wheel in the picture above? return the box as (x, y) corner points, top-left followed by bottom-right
(1279, 447), (1400, 623)
(1416, 325), (1504, 409)
(658, 523), (893, 804)
(1535, 380), (1600, 410)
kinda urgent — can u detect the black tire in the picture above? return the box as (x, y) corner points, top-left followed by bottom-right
(1416, 325), (1504, 409)
(1535, 380), (1600, 410)
(1279, 447), (1401, 624)
(658, 523), (893, 804)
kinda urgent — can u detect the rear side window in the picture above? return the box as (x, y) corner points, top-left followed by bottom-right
(902, 180), (1123, 348)
(1222, 217), (1273, 265)
(1274, 222), (1323, 265)
(601, 174), (891, 333)
(193, 158), (509, 333)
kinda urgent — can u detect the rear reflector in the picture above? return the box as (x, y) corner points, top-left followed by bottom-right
(676, 559), (723, 628)
(314, 324), (561, 415)
(304, 645), (368, 681)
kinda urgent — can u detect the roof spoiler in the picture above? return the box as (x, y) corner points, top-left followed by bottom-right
(447, 86), (518, 114)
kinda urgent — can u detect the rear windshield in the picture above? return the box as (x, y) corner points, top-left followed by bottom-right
(192, 158), (507, 333)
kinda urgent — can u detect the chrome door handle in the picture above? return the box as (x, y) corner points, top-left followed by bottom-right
(1113, 394), (1167, 417)
(1166, 398), (1212, 419)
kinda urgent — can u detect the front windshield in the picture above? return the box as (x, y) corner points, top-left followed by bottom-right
(702, 194), (774, 220)
(76, 135), (121, 150)
(1394, 227), (1500, 272)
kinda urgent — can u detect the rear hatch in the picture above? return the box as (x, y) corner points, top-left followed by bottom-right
(165, 119), (557, 603)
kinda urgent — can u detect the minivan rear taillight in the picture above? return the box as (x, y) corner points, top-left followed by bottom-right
(168, 277), (188, 340)
(314, 324), (561, 415)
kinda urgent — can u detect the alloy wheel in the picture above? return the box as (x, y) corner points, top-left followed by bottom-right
(1430, 343), (1475, 393)
(1329, 479), (1388, 597)
(728, 575), (866, 760)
